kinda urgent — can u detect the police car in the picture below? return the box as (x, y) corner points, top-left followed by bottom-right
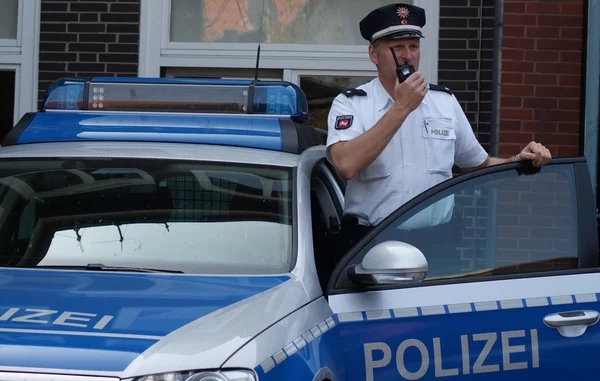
(0, 77), (598, 381)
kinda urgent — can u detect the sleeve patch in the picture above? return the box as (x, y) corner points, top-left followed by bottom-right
(335, 115), (354, 130)
(342, 88), (367, 98)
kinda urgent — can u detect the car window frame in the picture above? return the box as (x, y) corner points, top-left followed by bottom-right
(326, 157), (600, 296)
(0, 156), (298, 274)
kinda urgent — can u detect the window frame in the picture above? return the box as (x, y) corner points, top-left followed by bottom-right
(0, 156), (297, 275)
(139, 0), (439, 84)
(0, 0), (40, 126)
(327, 158), (600, 295)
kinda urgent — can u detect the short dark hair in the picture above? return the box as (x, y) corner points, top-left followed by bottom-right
(371, 40), (381, 52)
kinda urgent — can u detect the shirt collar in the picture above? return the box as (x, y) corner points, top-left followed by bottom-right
(373, 77), (393, 111)
(373, 76), (429, 111)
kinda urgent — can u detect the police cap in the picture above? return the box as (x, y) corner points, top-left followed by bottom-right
(360, 3), (426, 43)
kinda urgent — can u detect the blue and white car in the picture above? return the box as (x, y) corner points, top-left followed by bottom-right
(0, 77), (598, 381)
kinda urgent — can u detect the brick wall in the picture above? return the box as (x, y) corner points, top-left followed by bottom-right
(499, 0), (585, 157)
(438, 0), (495, 153)
(38, 0), (141, 110)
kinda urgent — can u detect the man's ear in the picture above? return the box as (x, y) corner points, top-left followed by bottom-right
(368, 44), (379, 66)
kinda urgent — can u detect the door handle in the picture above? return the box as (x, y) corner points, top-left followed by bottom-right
(543, 310), (599, 338)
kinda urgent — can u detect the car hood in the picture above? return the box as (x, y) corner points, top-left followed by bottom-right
(0, 268), (307, 377)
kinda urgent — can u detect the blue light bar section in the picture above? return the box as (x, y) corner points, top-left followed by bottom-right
(42, 77), (86, 110)
(41, 77), (310, 123)
(17, 112), (283, 151)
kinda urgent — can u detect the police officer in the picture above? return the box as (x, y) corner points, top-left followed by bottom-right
(326, 3), (552, 252)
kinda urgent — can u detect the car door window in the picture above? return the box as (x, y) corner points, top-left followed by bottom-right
(338, 163), (583, 286)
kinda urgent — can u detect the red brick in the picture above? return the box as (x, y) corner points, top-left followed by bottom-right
(502, 109), (534, 120)
(499, 143), (526, 155)
(504, 2), (526, 13)
(523, 97), (558, 109)
(561, 51), (582, 63)
(522, 121), (558, 133)
(501, 120), (524, 131)
(501, 132), (535, 144)
(504, 37), (535, 50)
(534, 86), (581, 98)
(561, 3), (584, 15)
(557, 146), (580, 156)
(502, 96), (523, 108)
(534, 134), (579, 146)
(526, 3), (561, 14)
(534, 109), (580, 122)
(526, 26), (561, 38)
(503, 49), (524, 61)
(503, 84), (535, 96)
(538, 15), (582, 27)
(504, 14), (537, 26)
(537, 39), (581, 51)
(523, 73), (557, 86)
(559, 75), (582, 87)
(503, 73), (524, 84)
(561, 27), (583, 39)
(524, 50), (560, 62)
(557, 122), (582, 134)
(558, 98), (581, 110)
(505, 26), (525, 37)
(536, 62), (583, 74)
(503, 61), (535, 73)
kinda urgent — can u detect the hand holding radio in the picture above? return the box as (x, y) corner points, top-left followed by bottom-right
(389, 47), (427, 113)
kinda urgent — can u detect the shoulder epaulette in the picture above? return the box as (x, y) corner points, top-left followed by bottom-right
(342, 88), (367, 98)
(429, 84), (453, 95)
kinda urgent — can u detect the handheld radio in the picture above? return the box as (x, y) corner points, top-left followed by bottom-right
(390, 47), (415, 83)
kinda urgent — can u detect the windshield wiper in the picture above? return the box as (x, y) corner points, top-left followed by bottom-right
(36, 263), (184, 273)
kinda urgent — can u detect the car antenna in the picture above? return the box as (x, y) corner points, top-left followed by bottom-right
(247, 0), (266, 115)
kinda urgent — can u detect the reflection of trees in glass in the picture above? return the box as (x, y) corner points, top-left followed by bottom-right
(301, 76), (372, 131)
(260, 0), (327, 44)
(172, 0), (399, 44)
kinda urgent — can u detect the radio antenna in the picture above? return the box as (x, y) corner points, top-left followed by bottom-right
(248, 0), (266, 114)
(253, 0), (267, 81)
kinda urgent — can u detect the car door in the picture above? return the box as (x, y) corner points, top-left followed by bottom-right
(326, 158), (600, 380)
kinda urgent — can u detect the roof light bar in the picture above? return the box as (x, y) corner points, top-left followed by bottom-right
(42, 77), (310, 123)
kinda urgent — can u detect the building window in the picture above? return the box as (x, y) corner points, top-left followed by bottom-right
(140, 0), (438, 87)
(0, 0), (18, 41)
(169, 0), (408, 45)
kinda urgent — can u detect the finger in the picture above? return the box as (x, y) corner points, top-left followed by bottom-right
(543, 148), (552, 163)
(410, 72), (425, 86)
(520, 152), (536, 161)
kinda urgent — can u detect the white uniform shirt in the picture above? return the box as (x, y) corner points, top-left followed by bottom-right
(326, 77), (488, 227)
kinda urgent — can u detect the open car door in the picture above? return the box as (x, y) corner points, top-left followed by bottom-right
(327, 158), (600, 380)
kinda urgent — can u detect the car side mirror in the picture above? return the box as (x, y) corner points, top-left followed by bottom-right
(347, 241), (428, 286)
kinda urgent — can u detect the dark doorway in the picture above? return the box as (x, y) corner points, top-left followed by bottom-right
(0, 71), (16, 143)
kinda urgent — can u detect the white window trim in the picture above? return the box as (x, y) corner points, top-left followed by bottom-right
(140, 0), (439, 83)
(0, 0), (40, 126)
(286, 69), (379, 84)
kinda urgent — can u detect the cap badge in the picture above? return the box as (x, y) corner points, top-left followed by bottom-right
(397, 7), (410, 19)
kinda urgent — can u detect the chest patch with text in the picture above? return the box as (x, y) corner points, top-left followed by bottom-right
(335, 115), (354, 130)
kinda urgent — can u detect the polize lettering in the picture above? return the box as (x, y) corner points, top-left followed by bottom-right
(364, 329), (539, 380)
(0, 307), (113, 330)
(430, 129), (449, 137)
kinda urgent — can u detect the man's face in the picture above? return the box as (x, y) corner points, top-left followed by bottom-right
(369, 38), (421, 83)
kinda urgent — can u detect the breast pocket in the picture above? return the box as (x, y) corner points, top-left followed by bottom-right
(423, 116), (456, 174)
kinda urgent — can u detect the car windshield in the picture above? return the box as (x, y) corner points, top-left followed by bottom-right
(0, 157), (293, 274)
